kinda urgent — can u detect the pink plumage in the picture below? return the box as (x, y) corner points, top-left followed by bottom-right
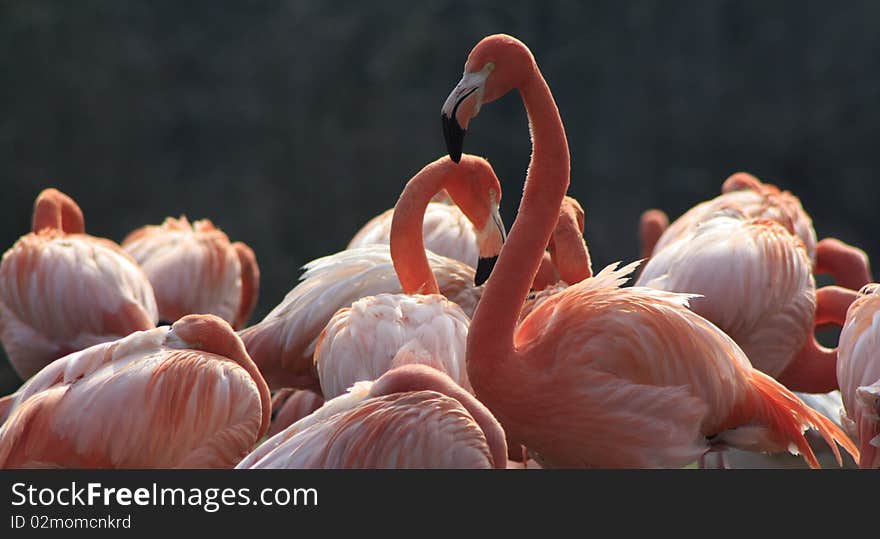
(236, 365), (506, 469)
(238, 246), (480, 392)
(837, 283), (880, 468)
(267, 388), (324, 438)
(637, 211), (817, 380)
(0, 314), (271, 468)
(122, 216), (260, 329)
(0, 188), (158, 380)
(315, 293), (472, 399)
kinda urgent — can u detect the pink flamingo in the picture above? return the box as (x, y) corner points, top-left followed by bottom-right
(0, 314), (271, 468)
(636, 174), (870, 392)
(837, 283), (880, 468)
(0, 188), (158, 380)
(267, 388), (324, 438)
(235, 364), (507, 469)
(239, 245), (484, 392)
(122, 216), (260, 329)
(441, 34), (858, 468)
(238, 155), (508, 392)
(639, 172), (872, 290)
(314, 155), (505, 399)
(637, 210), (859, 393)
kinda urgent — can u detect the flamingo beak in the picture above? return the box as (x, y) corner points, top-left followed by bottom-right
(474, 203), (506, 286)
(442, 110), (467, 164)
(441, 68), (490, 163)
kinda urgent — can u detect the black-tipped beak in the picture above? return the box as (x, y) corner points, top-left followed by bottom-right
(442, 113), (466, 163)
(475, 256), (498, 286)
(441, 85), (478, 164)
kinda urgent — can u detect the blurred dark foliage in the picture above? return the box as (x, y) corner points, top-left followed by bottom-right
(1, 1), (878, 393)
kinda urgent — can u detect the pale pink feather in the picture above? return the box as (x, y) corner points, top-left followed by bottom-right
(0, 230), (158, 380)
(837, 283), (880, 468)
(637, 212), (815, 377)
(122, 216), (260, 329)
(0, 315), (270, 468)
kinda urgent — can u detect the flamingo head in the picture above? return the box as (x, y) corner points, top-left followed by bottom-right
(32, 188), (85, 235)
(441, 155), (506, 285)
(441, 34), (536, 162)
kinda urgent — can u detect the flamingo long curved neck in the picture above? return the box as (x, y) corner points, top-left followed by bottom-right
(552, 201), (592, 284)
(390, 159), (456, 295)
(468, 62), (570, 368)
(777, 285), (857, 393)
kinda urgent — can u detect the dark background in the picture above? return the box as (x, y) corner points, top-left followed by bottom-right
(1, 1), (877, 394)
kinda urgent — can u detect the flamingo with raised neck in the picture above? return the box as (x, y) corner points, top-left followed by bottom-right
(441, 34), (858, 468)
(314, 154), (505, 398)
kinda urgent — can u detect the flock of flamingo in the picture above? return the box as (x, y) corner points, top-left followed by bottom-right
(1, 34), (878, 469)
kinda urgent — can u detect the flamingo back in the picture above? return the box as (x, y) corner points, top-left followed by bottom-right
(315, 293), (471, 399)
(0, 231), (158, 379)
(654, 183), (817, 262)
(122, 217), (250, 326)
(347, 202), (479, 267)
(636, 213), (815, 377)
(237, 385), (495, 469)
(0, 323), (268, 468)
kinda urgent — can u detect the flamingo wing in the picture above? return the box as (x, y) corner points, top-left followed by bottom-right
(507, 261), (854, 468)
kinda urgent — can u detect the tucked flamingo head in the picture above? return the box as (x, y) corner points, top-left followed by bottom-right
(31, 188), (85, 234)
(165, 313), (272, 437)
(721, 172), (764, 194)
(441, 34), (536, 162)
(440, 154), (506, 284)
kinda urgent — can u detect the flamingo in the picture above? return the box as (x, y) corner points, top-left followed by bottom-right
(0, 314), (271, 468)
(0, 188), (158, 380)
(519, 195), (592, 321)
(237, 154), (510, 392)
(636, 208), (860, 393)
(314, 155), (505, 399)
(235, 364), (507, 469)
(239, 245), (483, 392)
(837, 283), (880, 468)
(121, 216), (260, 329)
(636, 172), (871, 392)
(441, 33), (858, 468)
(267, 389), (324, 438)
(639, 172), (872, 290)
